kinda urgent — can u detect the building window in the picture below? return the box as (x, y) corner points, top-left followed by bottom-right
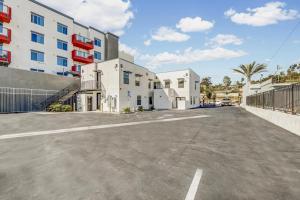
(148, 81), (152, 89)
(94, 51), (101, 60)
(190, 96), (193, 105)
(135, 80), (140, 86)
(178, 79), (184, 88)
(31, 13), (44, 26)
(57, 23), (68, 35)
(57, 72), (68, 76)
(31, 32), (44, 44)
(135, 74), (142, 87)
(137, 95), (142, 106)
(57, 56), (68, 67)
(164, 80), (170, 88)
(30, 68), (44, 73)
(31, 50), (44, 62)
(193, 97), (196, 105)
(57, 40), (68, 51)
(94, 38), (101, 47)
(123, 71), (130, 84)
(154, 82), (161, 89)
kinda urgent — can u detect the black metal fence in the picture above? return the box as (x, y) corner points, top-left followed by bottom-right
(246, 83), (300, 115)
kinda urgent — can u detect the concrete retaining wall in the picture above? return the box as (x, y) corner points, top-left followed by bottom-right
(244, 106), (300, 136)
(0, 67), (80, 90)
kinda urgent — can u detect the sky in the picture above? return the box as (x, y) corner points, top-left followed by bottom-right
(38, 0), (300, 83)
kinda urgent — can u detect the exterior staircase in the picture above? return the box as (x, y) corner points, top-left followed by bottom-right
(41, 83), (80, 111)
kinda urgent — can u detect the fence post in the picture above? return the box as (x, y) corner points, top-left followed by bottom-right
(262, 92), (265, 109)
(272, 90), (275, 111)
(291, 84), (295, 115)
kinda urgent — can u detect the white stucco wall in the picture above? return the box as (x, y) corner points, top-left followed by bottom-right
(118, 59), (156, 112)
(244, 106), (300, 136)
(155, 69), (200, 109)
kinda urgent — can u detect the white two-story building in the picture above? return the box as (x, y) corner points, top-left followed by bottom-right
(78, 58), (201, 113)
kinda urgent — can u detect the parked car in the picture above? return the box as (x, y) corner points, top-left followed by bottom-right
(215, 101), (223, 107)
(221, 98), (232, 106)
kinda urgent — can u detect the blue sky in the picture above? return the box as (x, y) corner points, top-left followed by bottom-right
(40, 0), (300, 83)
(119, 0), (300, 83)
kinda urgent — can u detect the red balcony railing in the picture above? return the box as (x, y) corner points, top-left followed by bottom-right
(0, 4), (12, 23)
(72, 34), (94, 50)
(70, 65), (81, 77)
(0, 50), (11, 64)
(72, 50), (94, 64)
(0, 27), (11, 44)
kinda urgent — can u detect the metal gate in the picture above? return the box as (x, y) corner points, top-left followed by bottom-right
(0, 87), (57, 113)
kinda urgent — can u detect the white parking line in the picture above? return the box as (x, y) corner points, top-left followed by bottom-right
(185, 169), (203, 200)
(0, 115), (209, 140)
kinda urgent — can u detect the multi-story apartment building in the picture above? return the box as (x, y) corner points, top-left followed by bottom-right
(0, 0), (119, 76)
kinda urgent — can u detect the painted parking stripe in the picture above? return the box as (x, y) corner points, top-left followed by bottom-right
(185, 169), (203, 200)
(0, 115), (209, 140)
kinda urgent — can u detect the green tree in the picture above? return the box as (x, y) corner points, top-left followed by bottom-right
(233, 61), (267, 82)
(223, 76), (232, 88)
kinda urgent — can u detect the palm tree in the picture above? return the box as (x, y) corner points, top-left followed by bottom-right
(233, 62), (267, 82)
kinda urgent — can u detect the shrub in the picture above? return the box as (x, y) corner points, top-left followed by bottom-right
(48, 103), (62, 112)
(123, 107), (131, 114)
(62, 105), (72, 112)
(137, 106), (144, 112)
(48, 103), (72, 112)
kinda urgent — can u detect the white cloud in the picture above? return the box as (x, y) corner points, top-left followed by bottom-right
(119, 43), (139, 57)
(176, 17), (214, 32)
(144, 39), (152, 46)
(207, 34), (243, 47)
(151, 27), (190, 42)
(225, 2), (299, 26)
(37, 0), (134, 35)
(140, 47), (247, 69)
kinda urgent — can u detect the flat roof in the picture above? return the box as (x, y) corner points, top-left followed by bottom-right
(29, 0), (112, 36)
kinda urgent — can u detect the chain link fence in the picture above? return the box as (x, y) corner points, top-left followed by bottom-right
(0, 87), (57, 113)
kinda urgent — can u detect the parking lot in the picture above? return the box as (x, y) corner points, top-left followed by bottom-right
(0, 107), (299, 200)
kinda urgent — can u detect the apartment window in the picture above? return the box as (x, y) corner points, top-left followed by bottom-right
(178, 79), (184, 88)
(57, 72), (68, 76)
(94, 51), (101, 60)
(31, 13), (44, 26)
(31, 32), (44, 44)
(94, 38), (101, 47)
(137, 95), (142, 106)
(123, 71), (130, 84)
(154, 82), (161, 89)
(148, 81), (152, 89)
(57, 56), (68, 67)
(57, 40), (68, 51)
(135, 80), (140, 86)
(30, 68), (44, 73)
(164, 80), (170, 88)
(57, 23), (68, 35)
(31, 50), (44, 62)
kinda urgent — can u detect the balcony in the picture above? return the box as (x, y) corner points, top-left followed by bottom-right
(72, 50), (94, 64)
(81, 80), (101, 91)
(0, 27), (11, 44)
(69, 65), (81, 77)
(0, 50), (11, 64)
(0, 4), (12, 23)
(72, 34), (94, 50)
